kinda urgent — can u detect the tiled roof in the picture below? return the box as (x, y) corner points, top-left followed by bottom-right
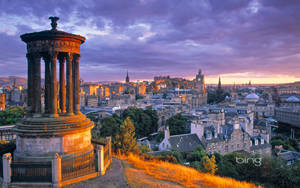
(169, 134), (202, 152)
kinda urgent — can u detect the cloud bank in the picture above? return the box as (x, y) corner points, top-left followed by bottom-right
(0, 0), (300, 83)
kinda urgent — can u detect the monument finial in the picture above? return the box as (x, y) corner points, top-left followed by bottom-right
(49, 16), (59, 30)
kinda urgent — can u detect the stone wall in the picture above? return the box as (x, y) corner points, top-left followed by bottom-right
(16, 129), (92, 155)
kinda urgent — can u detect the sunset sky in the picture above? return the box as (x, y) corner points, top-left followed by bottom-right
(0, 0), (300, 84)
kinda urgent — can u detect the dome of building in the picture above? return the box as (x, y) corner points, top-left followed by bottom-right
(245, 93), (259, 100)
(245, 93), (259, 102)
(285, 96), (300, 102)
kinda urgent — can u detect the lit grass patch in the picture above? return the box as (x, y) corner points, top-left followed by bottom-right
(118, 153), (262, 188)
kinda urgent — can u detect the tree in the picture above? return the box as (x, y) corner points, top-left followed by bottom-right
(271, 138), (297, 151)
(217, 159), (239, 178)
(0, 106), (25, 126)
(114, 117), (139, 155)
(121, 106), (158, 138)
(166, 113), (188, 135)
(99, 115), (122, 138)
(187, 145), (207, 162)
(200, 155), (218, 175)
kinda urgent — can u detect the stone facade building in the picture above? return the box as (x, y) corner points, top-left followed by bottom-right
(0, 93), (5, 111)
(275, 107), (300, 128)
(159, 107), (271, 155)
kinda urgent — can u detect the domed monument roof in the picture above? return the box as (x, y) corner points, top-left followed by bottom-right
(20, 17), (85, 43)
(20, 17), (85, 54)
(245, 93), (259, 100)
(285, 96), (300, 102)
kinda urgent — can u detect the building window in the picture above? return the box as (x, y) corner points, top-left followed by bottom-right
(237, 144), (240, 148)
(225, 146), (228, 152)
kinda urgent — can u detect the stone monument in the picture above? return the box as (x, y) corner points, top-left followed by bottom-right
(14, 17), (94, 162)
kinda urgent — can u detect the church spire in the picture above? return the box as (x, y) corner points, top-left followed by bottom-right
(126, 70), (130, 83)
(218, 76), (221, 89)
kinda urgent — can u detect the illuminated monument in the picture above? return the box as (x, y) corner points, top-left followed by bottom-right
(14, 17), (94, 161)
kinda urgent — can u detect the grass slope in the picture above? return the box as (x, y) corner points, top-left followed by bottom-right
(119, 154), (261, 188)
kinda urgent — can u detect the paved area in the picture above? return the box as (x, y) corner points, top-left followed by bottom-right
(67, 158), (129, 188)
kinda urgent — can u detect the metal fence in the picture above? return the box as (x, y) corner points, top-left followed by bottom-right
(11, 161), (52, 182)
(61, 149), (97, 181)
(103, 139), (111, 169)
(1, 137), (112, 185)
(92, 137), (112, 171)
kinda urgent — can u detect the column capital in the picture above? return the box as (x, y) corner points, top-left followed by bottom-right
(73, 54), (81, 62)
(42, 51), (59, 61)
(49, 51), (59, 58)
(66, 52), (74, 62)
(58, 53), (66, 63)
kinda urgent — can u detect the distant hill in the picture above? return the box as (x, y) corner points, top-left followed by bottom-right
(0, 76), (27, 87)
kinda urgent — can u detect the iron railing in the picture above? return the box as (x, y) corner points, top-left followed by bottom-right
(61, 150), (97, 181)
(92, 137), (112, 170)
(11, 161), (52, 182)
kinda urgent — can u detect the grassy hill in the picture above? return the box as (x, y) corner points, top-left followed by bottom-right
(120, 154), (261, 188)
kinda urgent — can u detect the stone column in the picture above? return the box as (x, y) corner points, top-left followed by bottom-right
(49, 52), (58, 117)
(96, 145), (104, 174)
(2, 153), (12, 188)
(73, 55), (80, 114)
(26, 53), (34, 115)
(59, 55), (66, 114)
(44, 56), (51, 114)
(66, 53), (73, 115)
(100, 145), (105, 175)
(52, 153), (61, 188)
(32, 54), (41, 116)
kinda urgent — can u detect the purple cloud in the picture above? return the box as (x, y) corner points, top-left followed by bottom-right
(0, 0), (300, 83)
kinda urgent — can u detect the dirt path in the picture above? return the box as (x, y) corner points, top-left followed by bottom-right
(67, 158), (129, 188)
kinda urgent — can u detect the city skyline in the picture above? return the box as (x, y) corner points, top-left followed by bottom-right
(1, 0), (300, 84)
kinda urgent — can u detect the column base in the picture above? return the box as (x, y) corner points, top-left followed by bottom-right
(47, 113), (59, 118)
(32, 113), (42, 118)
(74, 111), (82, 115)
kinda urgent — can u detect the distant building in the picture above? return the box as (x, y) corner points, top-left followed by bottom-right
(82, 83), (100, 96)
(229, 93), (275, 118)
(275, 107), (300, 128)
(276, 148), (300, 166)
(159, 107), (271, 155)
(0, 93), (5, 111)
(159, 127), (202, 152)
(192, 69), (207, 107)
(280, 95), (300, 107)
(137, 83), (146, 96)
(86, 95), (98, 107)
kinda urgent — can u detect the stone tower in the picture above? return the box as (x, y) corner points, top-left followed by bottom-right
(14, 17), (94, 161)
(192, 69), (207, 107)
(195, 69), (206, 93)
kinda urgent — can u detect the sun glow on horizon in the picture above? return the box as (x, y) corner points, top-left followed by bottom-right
(187, 72), (300, 85)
